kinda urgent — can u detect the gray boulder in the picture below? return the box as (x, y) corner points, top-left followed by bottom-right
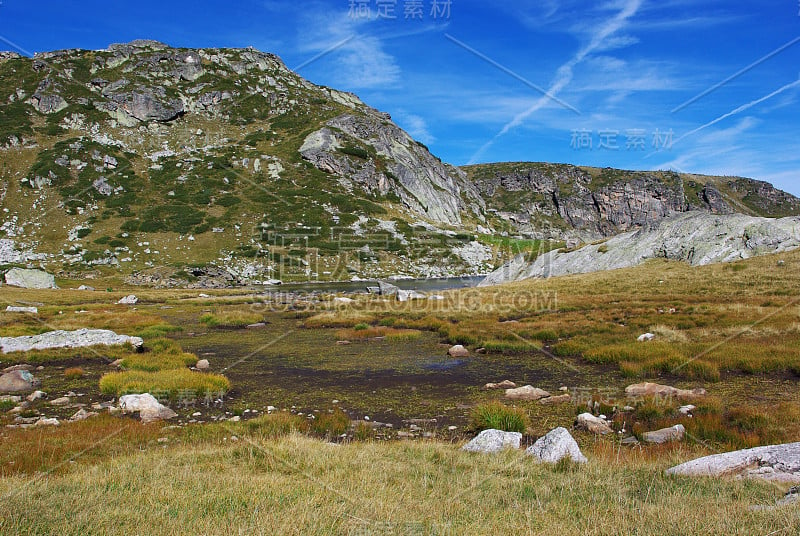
(4, 268), (57, 289)
(642, 424), (685, 444)
(667, 442), (800, 483)
(526, 427), (587, 464)
(462, 429), (522, 454)
(5, 306), (38, 314)
(119, 393), (177, 423)
(0, 370), (41, 393)
(447, 345), (470, 358)
(0, 328), (144, 354)
(625, 382), (706, 399)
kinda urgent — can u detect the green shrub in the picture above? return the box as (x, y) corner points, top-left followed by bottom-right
(99, 369), (230, 399)
(311, 409), (350, 437)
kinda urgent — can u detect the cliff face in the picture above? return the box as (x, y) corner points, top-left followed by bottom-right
(466, 163), (800, 240)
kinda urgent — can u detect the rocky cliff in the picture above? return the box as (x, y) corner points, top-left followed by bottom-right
(465, 163), (800, 240)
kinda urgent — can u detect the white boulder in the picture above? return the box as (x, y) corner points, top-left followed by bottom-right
(462, 429), (522, 454)
(526, 427), (587, 464)
(119, 393), (177, 423)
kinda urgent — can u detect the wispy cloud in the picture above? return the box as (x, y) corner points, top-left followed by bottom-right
(467, 0), (643, 164)
(295, 9), (400, 89)
(394, 111), (436, 145)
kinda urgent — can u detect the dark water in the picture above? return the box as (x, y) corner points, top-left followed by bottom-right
(259, 275), (484, 295)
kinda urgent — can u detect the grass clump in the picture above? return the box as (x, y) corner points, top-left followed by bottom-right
(64, 367), (85, 380)
(310, 409), (350, 437)
(99, 369), (231, 399)
(241, 412), (310, 437)
(200, 309), (264, 328)
(469, 401), (529, 433)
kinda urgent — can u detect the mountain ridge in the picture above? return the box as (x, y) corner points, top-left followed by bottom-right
(0, 40), (798, 285)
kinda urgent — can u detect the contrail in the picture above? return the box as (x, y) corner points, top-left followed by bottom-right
(673, 78), (800, 146)
(467, 0), (642, 164)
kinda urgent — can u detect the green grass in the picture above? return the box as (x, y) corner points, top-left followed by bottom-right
(469, 401), (529, 433)
(99, 369), (231, 399)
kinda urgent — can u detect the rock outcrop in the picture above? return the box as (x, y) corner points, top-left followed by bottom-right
(4, 268), (57, 289)
(481, 212), (800, 285)
(624, 382), (706, 399)
(0, 328), (144, 354)
(666, 442), (800, 483)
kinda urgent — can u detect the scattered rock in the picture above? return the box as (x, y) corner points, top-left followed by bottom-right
(666, 441), (800, 483)
(505, 385), (551, 401)
(642, 424), (685, 444)
(246, 322), (266, 329)
(0, 370), (41, 393)
(484, 380), (516, 390)
(110, 359), (125, 368)
(637, 333), (655, 342)
(27, 390), (46, 402)
(462, 429), (522, 454)
(0, 328), (144, 354)
(526, 427), (587, 464)
(3, 364), (33, 373)
(119, 393), (177, 423)
(448, 345), (470, 358)
(539, 393), (571, 405)
(679, 404), (696, 416)
(117, 294), (139, 305)
(5, 306), (38, 314)
(4, 268), (57, 289)
(70, 408), (98, 421)
(333, 297), (355, 305)
(50, 396), (71, 406)
(397, 289), (426, 302)
(77, 285), (95, 291)
(35, 417), (60, 426)
(575, 413), (613, 435)
(195, 359), (210, 370)
(625, 382), (706, 399)
(621, 436), (640, 446)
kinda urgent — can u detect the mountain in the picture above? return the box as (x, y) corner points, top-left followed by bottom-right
(0, 40), (798, 285)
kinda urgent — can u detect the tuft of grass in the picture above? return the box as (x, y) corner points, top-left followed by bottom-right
(469, 401), (529, 433)
(64, 367), (85, 380)
(99, 369), (231, 399)
(310, 409), (350, 438)
(200, 309), (264, 328)
(241, 412), (310, 437)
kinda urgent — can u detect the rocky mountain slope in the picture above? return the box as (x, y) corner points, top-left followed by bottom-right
(465, 162), (800, 241)
(0, 40), (798, 285)
(480, 211), (800, 285)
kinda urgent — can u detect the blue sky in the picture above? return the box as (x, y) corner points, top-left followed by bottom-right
(2, 0), (799, 194)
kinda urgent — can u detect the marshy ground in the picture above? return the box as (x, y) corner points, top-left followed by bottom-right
(2, 250), (800, 533)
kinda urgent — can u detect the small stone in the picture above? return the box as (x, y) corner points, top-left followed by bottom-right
(484, 380), (517, 390)
(117, 295), (138, 305)
(637, 333), (655, 342)
(69, 408), (98, 421)
(0, 370), (40, 393)
(192, 411), (202, 417)
(35, 417), (60, 426)
(621, 436), (640, 446)
(448, 425), (458, 431)
(576, 413), (613, 435)
(539, 393), (571, 405)
(27, 390), (46, 402)
(505, 385), (551, 401)
(195, 359), (210, 370)
(679, 404), (696, 416)
(642, 424), (685, 444)
(448, 345), (470, 358)
(50, 396), (71, 406)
